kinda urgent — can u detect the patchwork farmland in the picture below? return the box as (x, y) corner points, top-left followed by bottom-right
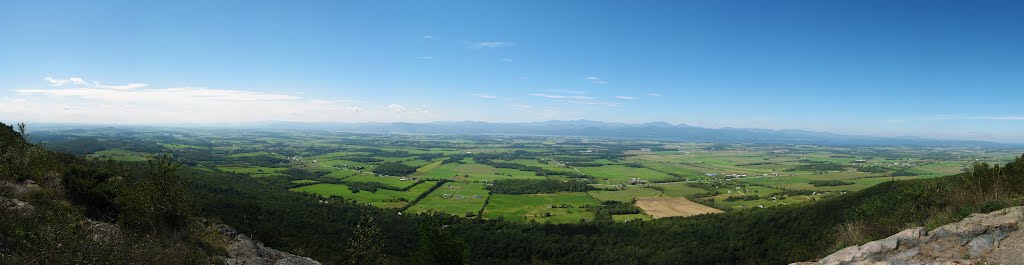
(35, 128), (1020, 223)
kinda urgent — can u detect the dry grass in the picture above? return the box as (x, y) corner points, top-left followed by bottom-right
(635, 197), (723, 218)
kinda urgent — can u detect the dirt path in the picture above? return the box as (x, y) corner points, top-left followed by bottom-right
(635, 197), (723, 218)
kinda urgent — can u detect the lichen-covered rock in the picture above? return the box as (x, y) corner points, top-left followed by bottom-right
(0, 179), (40, 196)
(85, 219), (122, 242)
(0, 196), (34, 215)
(215, 224), (321, 265)
(795, 206), (1024, 265)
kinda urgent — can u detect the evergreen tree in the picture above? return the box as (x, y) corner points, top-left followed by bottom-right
(412, 223), (468, 265)
(344, 214), (390, 265)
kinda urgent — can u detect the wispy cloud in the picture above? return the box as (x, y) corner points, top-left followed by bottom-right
(423, 35), (439, 41)
(500, 58), (513, 62)
(44, 76), (148, 90)
(585, 76), (607, 85)
(647, 93), (662, 97)
(471, 41), (515, 49)
(529, 93), (593, 100)
(511, 104), (533, 110)
(45, 76), (88, 86)
(544, 89), (585, 94)
(386, 104), (406, 113)
(982, 116), (1024, 120)
(567, 100), (619, 107)
(472, 94), (498, 99)
(309, 99), (335, 105)
(615, 96), (635, 100)
(94, 82), (149, 90)
(4, 76), (438, 124)
(418, 56), (434, 60)
(19, 87), (300, 101)
(926, 114), (1024, 121)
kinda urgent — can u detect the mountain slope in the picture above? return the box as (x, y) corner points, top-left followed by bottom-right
(0, 123), (319, 264)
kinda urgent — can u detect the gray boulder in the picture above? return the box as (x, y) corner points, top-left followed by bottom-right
(215, 224), (321, 265)
(796, 206), (1024, 265)
(0, 196), (34, 215)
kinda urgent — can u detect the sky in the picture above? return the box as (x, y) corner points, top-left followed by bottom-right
(1, 0), (1023, 142)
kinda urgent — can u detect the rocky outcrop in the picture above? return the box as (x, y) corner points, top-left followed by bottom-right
(0, 179), (40, 196)
(2, 178), (318, 264)
(214, 224), (321, 265)
(0, 196), (34, 215)
(85, 219), (122, 242)
(795, 206), (1024, 265)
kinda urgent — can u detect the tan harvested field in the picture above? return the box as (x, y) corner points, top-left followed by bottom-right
(635, 197), (724, 218)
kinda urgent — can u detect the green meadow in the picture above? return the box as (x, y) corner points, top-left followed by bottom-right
(407, 182), (490, 216)
(587, 186), (662, 202)
(483, 192), (601, 223)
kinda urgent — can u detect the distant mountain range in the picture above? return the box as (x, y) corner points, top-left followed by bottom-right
(251, 120), (1011, 147)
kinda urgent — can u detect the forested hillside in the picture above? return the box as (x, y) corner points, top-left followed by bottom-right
(0, 123), (225, 264)
(4, 122), (1024, 264)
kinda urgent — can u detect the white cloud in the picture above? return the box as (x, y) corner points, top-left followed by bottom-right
(44, 77), (67, 86)
(585, 76), (608, 85)
(545, 89), (585, 94)
(44, 76), (88, 86)
(423, 35), (439, 40)
(983, 116), (1024, 120)
(615, 96), (635, 100)
(567, 100), (619, 107)
(387, 104), (406, 113)
(94, 82), (149, 90)
(500, 58), (513, 62)
(472, 94), (497, 99)
(926, 114), (1024, 121)
(418, 56), (434, 60)
(69, 77), (87, 85)
(44, 76), (147, 90)
(19, 87), (301, 102)
(647, 93), (662, 97)
(529, 93), (593, 100)
(512, 104), (532, 109)
(471, 41), (515, 48)
(4, 76), (439, 124)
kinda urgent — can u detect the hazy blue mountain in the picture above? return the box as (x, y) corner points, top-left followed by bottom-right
(250, 120), (1009, 147)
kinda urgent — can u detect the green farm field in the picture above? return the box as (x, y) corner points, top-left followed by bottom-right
(483, 192), (601, 223)
(289, 181), (438, 208)
(579, 165), (678, 183)
(587, 186), (662, 202)
(407, 182), (490, 216)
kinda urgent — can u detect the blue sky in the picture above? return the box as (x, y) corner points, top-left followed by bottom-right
(1, 0), (1023, 142)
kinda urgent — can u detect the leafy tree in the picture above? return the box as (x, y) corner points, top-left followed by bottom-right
(487, 179), (593, 194)
(808, 180), (855, 187)
(372, 162), (417, 176)
(117, 155), (192, 233)
(344, 214), (391, 265)
(412, 223), (468, 265)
